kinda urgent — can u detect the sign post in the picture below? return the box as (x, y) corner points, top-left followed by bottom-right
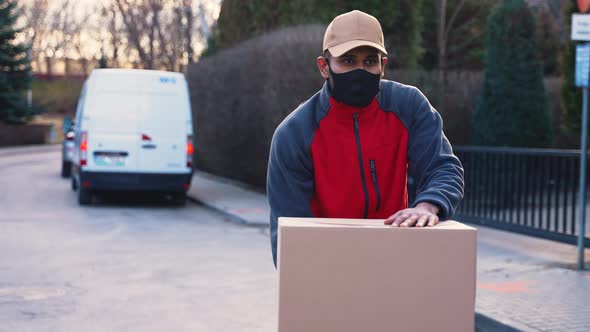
(572, 2), (590, 270)
(578, 70), (589, 271)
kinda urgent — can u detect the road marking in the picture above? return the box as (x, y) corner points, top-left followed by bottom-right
(0, 287), (67, 301)
(229, 207), (267, 215)
(478, 280), (537, 293)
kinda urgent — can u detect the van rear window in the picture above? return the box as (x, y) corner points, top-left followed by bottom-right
(87, 92), (140, 133)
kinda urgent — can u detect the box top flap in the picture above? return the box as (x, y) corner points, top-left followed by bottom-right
(278, 218), (476, 231)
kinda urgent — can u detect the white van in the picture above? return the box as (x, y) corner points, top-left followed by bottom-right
(71, 69), (194, 205)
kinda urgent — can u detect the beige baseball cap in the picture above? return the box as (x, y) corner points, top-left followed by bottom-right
(323, 10), (387, 57)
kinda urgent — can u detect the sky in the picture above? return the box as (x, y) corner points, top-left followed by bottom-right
(20, 0), (222, 21)
(19, 0), (222, 67)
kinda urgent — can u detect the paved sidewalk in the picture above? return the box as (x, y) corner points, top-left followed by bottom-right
(188, 171), (269, 226)
(0, 144), (59, 157)
(188, 170), (590, 332)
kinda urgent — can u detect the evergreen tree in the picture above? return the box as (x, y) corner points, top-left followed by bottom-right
(561, 0), (582, 134)
(212, 0), (423, 68)
(531, 4), (561, 76)
(0, 0), (32, 123)
(419, 0), (494, 71)
(98, 55), (108, 68)
(473, 0), (552, 147)
(200, 31), (218, 58)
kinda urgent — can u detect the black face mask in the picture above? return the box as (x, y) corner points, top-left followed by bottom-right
(327, 64), (381, 107)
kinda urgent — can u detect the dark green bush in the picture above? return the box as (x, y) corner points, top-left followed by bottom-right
(473, 0), (552, 147)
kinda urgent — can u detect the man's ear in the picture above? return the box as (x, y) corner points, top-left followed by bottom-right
(317, 56), (330, 79)
(381, 57), (388, 78)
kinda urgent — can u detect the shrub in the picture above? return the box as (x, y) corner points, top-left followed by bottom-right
(473, 0), (553, 147)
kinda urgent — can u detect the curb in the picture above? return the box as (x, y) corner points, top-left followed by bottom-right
(0, 144), (60, 157)
(475, 313), (525, 332)
(186, 194), (269, 228)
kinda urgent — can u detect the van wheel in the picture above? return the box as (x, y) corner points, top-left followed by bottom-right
(61, 161), (71, 178)
(171, 192), (186, 206)
(78, 187), (92, 205)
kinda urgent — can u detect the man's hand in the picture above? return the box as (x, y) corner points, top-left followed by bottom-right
(384, 202), (440, 227)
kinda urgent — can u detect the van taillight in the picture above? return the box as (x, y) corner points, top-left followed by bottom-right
(80, 131), (88, 166)
(187, 135), (194, 168)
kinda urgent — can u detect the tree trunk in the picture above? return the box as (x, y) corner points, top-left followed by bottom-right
(80, 58), (88, 76)
(64, 57), (70, 79)
(45, 56), (52, 80)
(175, 7), (183, 71)
(115, 0), (149, 68)
(112, 43), (119, 68)
(148, 13), (156, 69)
(185, 5), (194, 65)
(109, 7), (120, 68)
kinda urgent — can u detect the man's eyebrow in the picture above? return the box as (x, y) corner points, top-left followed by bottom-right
(340, 53), (357, 58)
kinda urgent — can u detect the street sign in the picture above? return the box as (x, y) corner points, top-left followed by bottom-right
(579, 0), (590, 13)
(572, 14), (590, 41)
(576, 44), (590, 87)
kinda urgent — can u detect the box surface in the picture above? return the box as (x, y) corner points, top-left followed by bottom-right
(278, 218), (477, 332)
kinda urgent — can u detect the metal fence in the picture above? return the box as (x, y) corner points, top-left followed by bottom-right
(411, 146), (590, 247)
(455, 147), (590, 247)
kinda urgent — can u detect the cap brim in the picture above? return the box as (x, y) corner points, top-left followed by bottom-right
(327, 40), (387, 57)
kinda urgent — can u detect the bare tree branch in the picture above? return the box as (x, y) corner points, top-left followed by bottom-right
(444, 0), (466, 39)
(116, 0), (151, 67)
(20, 0), (49, 70)
(44, 0), (90, 57)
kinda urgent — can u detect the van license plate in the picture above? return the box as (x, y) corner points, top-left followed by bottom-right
(94, 155), (126, 166)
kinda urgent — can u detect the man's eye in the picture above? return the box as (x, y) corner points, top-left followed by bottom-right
(342, 58), (354, 64)
(365, 59), (378, 65)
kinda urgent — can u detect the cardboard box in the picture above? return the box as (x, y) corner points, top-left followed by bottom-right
(278, 218), (477, 332)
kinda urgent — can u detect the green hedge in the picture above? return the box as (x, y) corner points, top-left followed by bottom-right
(188, 24), (563, 188)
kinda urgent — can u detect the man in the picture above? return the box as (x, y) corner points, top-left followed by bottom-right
(267, 10), (464, 267)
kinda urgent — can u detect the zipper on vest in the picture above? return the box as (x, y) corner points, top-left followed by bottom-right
(353, 113), (369, 219)
(370, 160), (381, 212)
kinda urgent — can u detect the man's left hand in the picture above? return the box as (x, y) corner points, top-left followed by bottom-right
(384, 202), (440, 227)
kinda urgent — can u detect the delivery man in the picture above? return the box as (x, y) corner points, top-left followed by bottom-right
(267, 10), (464, 267)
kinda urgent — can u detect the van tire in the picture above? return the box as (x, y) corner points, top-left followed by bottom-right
(78, 187), (92, 205)
(61, 161), (71, 178)
(171, 192), (186, 206)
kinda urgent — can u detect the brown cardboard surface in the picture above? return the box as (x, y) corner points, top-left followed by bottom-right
(278, 218), (477, 332)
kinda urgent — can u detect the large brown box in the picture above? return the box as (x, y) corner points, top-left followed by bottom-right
(278, 218), (477, 332)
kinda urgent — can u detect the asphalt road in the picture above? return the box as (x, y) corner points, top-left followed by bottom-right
(0, 146), (277, 332)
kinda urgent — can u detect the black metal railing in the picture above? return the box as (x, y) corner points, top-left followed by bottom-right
(410, 146), (590, 247)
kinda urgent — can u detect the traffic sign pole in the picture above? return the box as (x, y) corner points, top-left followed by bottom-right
(573, 9), (590, 268)
(579, 82), (588, 270)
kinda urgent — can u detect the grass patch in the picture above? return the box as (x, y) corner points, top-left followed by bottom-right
(32, 79), (83, 115)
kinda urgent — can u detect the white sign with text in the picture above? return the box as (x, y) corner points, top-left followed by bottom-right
(572, 14), (590, 41)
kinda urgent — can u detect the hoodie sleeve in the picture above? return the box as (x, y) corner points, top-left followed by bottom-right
(406, 88), (464, 220)
(267, 119), (315, 268)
